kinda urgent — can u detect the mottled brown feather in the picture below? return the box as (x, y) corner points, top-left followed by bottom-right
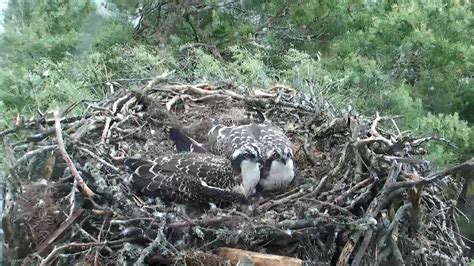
(124, 153), (247, 206)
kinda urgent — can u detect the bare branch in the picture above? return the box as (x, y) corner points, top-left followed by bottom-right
(54, 110), (95, 198)
(40, 242), (106, 266)
(77, 147), (121, 173)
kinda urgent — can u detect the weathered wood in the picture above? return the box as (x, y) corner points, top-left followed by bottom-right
(217, 247), (302, 266)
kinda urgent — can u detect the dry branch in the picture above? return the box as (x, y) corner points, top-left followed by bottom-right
(40, 241), (106, 266)
(301, 197), (355, 217)
(11, 144), (58, 172)
(77, 146), (121, 173)
(54, 110), (95, 198)
(36, 208), (86, 257)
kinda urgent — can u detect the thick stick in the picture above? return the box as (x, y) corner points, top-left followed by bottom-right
(40, 241), (105, 266)
(218, 247), (302, 266)
(54, 110), (95, 197)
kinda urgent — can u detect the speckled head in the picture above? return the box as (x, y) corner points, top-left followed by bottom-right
(266, 146), (293, 165)
(259, 146), (295, 191)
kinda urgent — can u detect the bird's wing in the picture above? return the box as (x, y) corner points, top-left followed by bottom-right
(126, 153), (237, 190)
(124, 157), (246, 205)
(153, 153), (237, 188)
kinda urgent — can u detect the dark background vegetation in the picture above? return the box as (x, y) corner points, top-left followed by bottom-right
(0, 0), (472, 257)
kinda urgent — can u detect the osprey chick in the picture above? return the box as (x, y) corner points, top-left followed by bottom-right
(124, 149), (262, 206)
(245, 120), (295, 191)
(170, 117), (295, 192)
(170, 124), (264, 195)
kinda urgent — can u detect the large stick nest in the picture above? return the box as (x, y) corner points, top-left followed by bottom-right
(1, 75), (472, 265)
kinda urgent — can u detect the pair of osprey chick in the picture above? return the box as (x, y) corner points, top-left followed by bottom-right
(124, 118), (295, 206)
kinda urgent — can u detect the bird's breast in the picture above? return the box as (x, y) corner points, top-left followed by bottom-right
(259, 159), (295, 190)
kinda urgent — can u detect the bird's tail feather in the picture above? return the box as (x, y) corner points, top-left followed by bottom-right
(169, 128), (208, 153)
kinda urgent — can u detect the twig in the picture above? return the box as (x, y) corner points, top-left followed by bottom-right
(347, 164), (401, 265)
(167, 216), (236, 229)
(382, 155), (427, 165)
(142, 71), (175, 92)
(89, 105), (114, 115)
(258, 190), (306, 211)
(136, 232), (167, 264)
(75, 225), (113, 254)
(166, 95), (183, 111)
(312, 143), (350, 197)
(112, 94), (131, 114)
(54, 110), (95, 198)
(351, 229), (373, 266)
(0, 115), (86, 139)
(36, 208), (87, 256)
(301, 198), (356, 217)
(0, 128), (18, 138)
(11, 145), (58, 172)
(348, 182), (376, 210)
(77, 147), (121, 173)
(40, 242), (106, 266)
(386, 158), (473, 195)
(373, 163), (402, 213)
(334, 178), (372, 204)
(391, 118), (402, 139)
(191, 94), (232, 103)
(109, 218), (156, 225)
(276, 217), (355, 231)
(68, 179), (77, 217)
(368, 112), (393, 146)
(411, 136), (458, 149)
(380, 203), (412, 247)
(100, 117), (112, 144)
(302, 140), (318, 166)
(120, 96), (138, 114)
(355, 136), (391, 149)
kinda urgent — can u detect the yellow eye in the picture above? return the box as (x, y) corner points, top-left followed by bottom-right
(272, 153), (280, 160)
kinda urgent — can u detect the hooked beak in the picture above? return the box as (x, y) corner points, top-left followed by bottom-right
(257, 157), (264, 166)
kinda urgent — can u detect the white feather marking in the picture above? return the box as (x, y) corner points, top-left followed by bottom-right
(134, 165), (144, 175)
(231, 147), (242, 159)
(208, 125), (217, 136)
(149, 163), (158, 175)
(200, 179), (227, 192)
(128, 165), (145, 183)
(240, 160), (261, 196)
(260, 158), (295, 190)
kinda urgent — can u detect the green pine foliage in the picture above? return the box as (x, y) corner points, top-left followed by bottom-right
(0, 0), (138, 123)
(0, 0), (472, 166)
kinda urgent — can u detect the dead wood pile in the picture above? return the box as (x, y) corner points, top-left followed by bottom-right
(1, 75), (472, 265)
